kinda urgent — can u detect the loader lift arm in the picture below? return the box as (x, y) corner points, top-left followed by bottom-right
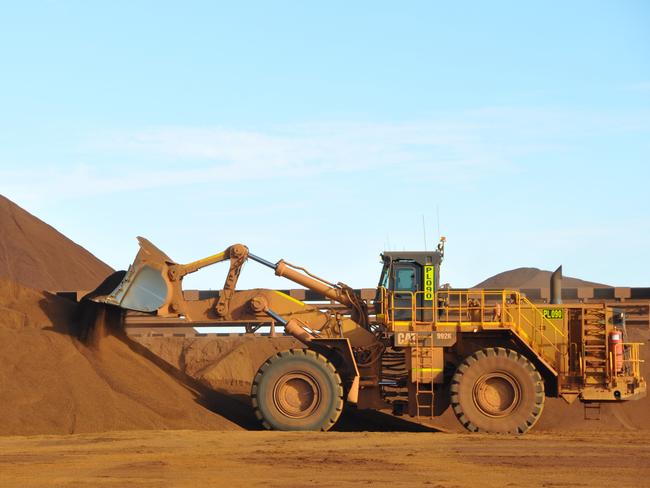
(166, 242), (250, 318)
(94, 236), (369, 330)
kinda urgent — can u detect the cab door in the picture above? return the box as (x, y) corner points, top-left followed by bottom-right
(390, 263), (420, 322)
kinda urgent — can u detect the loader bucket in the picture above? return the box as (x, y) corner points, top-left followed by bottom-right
(90, 237), (175, 313)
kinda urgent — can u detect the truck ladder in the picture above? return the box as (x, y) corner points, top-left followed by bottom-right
(582, 308), (609, 388)
(413, 331), (435, 418)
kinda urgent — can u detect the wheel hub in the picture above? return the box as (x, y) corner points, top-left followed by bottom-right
(473, 372), (520, 417)
(273, 372), (321, 419)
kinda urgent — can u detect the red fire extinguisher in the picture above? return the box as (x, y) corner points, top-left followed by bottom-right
(609, 330), (624, 374)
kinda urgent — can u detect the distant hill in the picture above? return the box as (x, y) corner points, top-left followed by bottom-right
(0, 195), (113, 291)
(474, 267), (610, 289)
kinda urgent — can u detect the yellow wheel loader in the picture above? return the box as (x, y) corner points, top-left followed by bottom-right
(87, 237), (645, 433)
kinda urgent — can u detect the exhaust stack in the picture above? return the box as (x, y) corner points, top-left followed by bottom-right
(550, 265), (562, 304)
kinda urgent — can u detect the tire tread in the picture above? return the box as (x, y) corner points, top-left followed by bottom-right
(450, 347), (545, 434)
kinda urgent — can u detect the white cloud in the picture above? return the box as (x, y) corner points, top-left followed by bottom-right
(0, 121), (505, 205)
(2, 106), (648, 207)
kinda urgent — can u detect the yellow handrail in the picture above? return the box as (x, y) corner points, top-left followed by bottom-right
(379, 287), (568, 362)
(378, 287), (645, 384)
(621, 342), (644, 379)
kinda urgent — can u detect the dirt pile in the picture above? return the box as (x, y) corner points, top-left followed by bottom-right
(133, 335), (302, 397)
(0, 195), (113, 291)
(475, 267), (609, 289)
(0, 279), (239, 435)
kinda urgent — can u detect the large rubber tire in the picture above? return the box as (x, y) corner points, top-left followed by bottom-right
(450, 347), (545, 434)
(251, 349), (344, 431)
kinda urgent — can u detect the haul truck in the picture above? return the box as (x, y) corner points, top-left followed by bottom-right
(89, 237), (646, 433)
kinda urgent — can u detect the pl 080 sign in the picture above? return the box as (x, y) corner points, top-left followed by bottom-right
(424, 265), (434, 300)
(542, 308), (564, 320)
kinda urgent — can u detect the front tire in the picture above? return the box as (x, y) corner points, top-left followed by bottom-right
(450, 347), (544, 434)
(251, 349), (344, 431)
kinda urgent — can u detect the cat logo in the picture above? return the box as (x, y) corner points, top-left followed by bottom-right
(394, 330), (457, 347)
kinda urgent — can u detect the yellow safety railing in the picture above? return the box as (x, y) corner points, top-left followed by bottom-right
(620, 342), (644, 379)
(377, 288), (645, 386)
(435, 289), (509, 325)
(502, 294), (567, 355)
(378, 287), (568, 363)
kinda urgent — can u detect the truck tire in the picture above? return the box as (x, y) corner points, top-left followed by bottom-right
(251, 349), (344, 431)
(450, 347), (544, 434)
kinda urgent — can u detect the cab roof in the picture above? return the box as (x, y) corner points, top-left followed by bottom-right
(380, 251), (443, 267)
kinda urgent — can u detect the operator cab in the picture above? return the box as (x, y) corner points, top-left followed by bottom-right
(376, 238), (445, 321)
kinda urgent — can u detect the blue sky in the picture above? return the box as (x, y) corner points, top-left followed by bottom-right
(1, 1), (649, 289)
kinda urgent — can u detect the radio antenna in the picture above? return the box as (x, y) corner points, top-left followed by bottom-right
(422, 215), (428, 251)
(436, 205), (441, 239)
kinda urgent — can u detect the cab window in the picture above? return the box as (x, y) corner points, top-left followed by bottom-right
(395, 267), (416, 291)
(378, 263), (389, 288)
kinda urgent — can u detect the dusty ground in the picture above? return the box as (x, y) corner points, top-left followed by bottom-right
(1, 429), (648, 488)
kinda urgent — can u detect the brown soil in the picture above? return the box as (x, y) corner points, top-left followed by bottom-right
(132, 335), (302, 397)
(475, 267), (609, 289)
(0, 279), (239, 435)
(1, 430), (648, 487)
(0, 195), (113, 291)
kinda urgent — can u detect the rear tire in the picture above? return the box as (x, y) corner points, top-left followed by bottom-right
(251, 349), (344, 431)
(450, 347), (544, 434)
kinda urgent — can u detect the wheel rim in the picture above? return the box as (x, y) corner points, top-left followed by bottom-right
(272, 372), (321, 419)
(472, 372), (521, 418)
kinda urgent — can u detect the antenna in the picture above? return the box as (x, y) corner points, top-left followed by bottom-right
(436, 205), (441, 239)
(422, 215), (427, 251)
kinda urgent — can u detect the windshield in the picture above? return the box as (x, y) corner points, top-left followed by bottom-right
(378, 262), (389, 288)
